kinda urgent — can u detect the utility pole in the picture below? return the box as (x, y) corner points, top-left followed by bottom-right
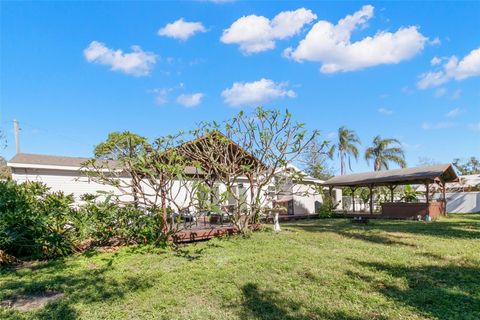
(13, 119), (20, 154)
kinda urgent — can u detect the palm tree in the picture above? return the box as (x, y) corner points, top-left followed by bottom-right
(364, 136), (407, 171)
(331, 126), (361, 175)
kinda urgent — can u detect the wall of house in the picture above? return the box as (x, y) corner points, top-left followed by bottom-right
(11, 167), (199, 209)
(292, 184), (323, 215)
(11, 167), (326, 215)
(12, 167), (122, 202)
(445, 192), (480, 213)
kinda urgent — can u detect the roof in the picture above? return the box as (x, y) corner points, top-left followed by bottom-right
(9, 153), (93, 168)
(322, 164), (459, 187)
(179, 130), (267, 171)
(416, 174), (480, 192)
(8, 153), (203, 176)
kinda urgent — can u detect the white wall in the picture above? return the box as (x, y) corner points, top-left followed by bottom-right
(12, 168), (122, 201)
(446, 192), (480, 213)
(292, 184), (323, 214)
(12, 167), (324, 214)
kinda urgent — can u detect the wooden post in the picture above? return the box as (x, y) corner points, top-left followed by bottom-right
(425, 181), (430, 220)
(425, 182), (430, 204)
(442, 182), (447, 215)
(389, 185), (395, 202)
(350, 187), (356, 212)
(369, 184), (374, 215)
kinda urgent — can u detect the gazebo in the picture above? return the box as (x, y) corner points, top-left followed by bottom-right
(323, 164), (459, 219)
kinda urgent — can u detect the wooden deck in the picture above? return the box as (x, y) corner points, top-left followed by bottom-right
(278, 214), (319, 221)
(170, 224), (261, 243)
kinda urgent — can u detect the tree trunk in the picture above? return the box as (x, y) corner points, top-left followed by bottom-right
(160, 174), (168, 237)
(340, 151), (345, 175)
(273, 212), (281, 232)
(247, 174), (257, 223)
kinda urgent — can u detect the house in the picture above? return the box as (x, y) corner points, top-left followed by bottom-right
(8, 153), (336, 216)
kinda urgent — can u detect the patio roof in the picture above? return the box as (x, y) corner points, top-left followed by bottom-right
(322, 164), (459, 187)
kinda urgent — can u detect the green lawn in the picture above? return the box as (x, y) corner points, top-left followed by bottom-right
(1, 214), (479, 320)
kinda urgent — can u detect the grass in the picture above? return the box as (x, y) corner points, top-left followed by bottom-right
(1, 214), (479, 320)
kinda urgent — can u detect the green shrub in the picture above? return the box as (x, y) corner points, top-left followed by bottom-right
(316, 191), (340, 218)
(77, 194), (161, 245)
(0, 181), (167, 261)
(0, 181), (76, 259)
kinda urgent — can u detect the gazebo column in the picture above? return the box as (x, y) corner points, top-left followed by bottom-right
(388, 185), (396, 202)
(350, 187), (357, 212)
(369, 184), (374, 214)
(441, 182), (447, 215)
(425, 182), (430, 204)
(425, 181), (430, 219)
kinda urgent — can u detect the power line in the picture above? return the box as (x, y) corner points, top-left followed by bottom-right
(15, 120), (95, 149)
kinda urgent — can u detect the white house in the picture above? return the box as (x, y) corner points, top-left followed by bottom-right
(8, 153), (337, 216)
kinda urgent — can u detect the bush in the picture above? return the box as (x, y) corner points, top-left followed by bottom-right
(0, 181), (167, 261)
(316, 191), (340, 218)
(77, 194), (161, 245)
(0, 181), (76, 259)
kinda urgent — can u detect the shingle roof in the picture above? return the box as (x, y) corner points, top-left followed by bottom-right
(323, 164), (459, 187)
(8, 153), (202, 175)
(9, 153), (92, 167)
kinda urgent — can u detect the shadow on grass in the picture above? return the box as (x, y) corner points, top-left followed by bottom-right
(349, 261), (480, 319)
(0, 254), (153, 319)
(290, 214), (480, 241)
(240, 283), (365, 320)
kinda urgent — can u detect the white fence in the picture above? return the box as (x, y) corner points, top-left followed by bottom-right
(342, 193), (480, 214)
(446, 192), (480, 213)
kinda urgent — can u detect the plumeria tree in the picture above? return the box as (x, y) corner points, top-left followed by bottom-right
(181, 107), (318, 232)
(83, 131), (199, 240)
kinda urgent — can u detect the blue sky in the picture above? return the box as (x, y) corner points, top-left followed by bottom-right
(1, 1), (479, 173)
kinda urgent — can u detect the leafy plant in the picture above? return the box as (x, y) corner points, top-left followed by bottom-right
(401, 185), (420, 203)
(317, 190), (340, 218)
(0, 181), (76, 259)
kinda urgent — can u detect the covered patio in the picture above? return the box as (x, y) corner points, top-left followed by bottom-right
(323, 164), (459, 220)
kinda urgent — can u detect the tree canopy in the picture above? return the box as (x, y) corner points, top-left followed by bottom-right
(365, 136), (406, 171)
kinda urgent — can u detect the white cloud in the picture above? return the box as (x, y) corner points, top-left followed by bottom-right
(417, 47), (480, 89)
(158, 18), (207, 41)
(422, 121), (456, 130)
(430, 56), (442, 66)
(176, 93), (204, 107)
(152, 88), (172, 105)
(429, 37), (441, 46)
(284, 5), (428, 73)
(221, 8), (316, 54)
(434, 87), (447, 98)
(468, 122), (480, 132)
(84, 41), (157, 76)
(378, 107), (393, 115)
(445, 107), (462, 118)
(221, 78), (296, 107)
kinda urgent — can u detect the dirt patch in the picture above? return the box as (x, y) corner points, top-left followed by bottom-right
(1, 291), (64, 311)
